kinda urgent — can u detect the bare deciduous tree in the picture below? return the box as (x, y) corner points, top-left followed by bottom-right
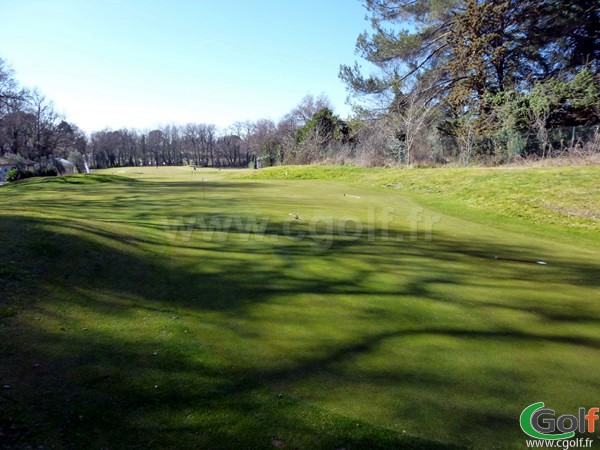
(284, 93), (332, 127)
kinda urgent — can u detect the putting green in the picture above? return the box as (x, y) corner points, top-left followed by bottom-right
(0, 166), (598, 449)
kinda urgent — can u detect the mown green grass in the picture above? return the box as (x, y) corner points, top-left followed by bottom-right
(1, 165), (599, 449)
(239, 165), (600, 233)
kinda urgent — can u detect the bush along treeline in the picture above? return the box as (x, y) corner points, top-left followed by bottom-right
(5, 167), (58, 182)
(1, 0), (598, 171)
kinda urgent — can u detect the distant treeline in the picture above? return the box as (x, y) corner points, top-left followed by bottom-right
(1, 0), (598, 170)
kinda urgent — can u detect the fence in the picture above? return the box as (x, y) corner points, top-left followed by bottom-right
(430, 124), (600, 164)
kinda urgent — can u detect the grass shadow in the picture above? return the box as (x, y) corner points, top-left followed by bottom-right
(1, 199), (599, 448)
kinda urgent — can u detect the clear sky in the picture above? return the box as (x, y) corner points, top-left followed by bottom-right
(0, 0), (369, 133)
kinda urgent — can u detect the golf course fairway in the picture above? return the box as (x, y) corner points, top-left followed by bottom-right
(1, 165), (598, 449)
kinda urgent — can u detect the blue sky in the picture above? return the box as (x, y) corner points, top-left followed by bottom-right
(0, 0), (369, 132)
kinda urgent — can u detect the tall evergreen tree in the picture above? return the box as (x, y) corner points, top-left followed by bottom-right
(341, 0), (599, 123)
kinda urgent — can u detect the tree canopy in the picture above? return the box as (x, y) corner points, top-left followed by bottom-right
(340, 0), (599, 127)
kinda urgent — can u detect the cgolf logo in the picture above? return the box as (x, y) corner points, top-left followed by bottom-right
(520, 402), (599, 440)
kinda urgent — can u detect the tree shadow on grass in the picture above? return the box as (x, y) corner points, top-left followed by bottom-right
(1, 212), (599, 448)
(1, 176), (270, 232)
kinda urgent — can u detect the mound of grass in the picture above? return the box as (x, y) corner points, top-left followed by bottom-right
(240, 165), (600, 232)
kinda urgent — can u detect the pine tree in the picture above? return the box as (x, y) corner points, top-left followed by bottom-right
(341, 0), (599, 124)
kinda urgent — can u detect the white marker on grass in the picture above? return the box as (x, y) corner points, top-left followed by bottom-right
(494, 256), (548, 265)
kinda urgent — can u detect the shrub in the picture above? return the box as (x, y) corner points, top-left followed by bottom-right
(40, 167), (58, 177)
(6, 168), (49, 182)
(6, 169), (20, 182)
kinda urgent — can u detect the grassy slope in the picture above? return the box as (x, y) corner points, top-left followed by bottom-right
(238, 165), (599, 235)
(0, 166), (598, 449)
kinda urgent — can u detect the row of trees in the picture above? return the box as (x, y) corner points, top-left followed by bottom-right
(0, 59), (87, 172)
(87, 94), (334, 169)
(1, 56), (346, 170)
(1, 0), (598, 170)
